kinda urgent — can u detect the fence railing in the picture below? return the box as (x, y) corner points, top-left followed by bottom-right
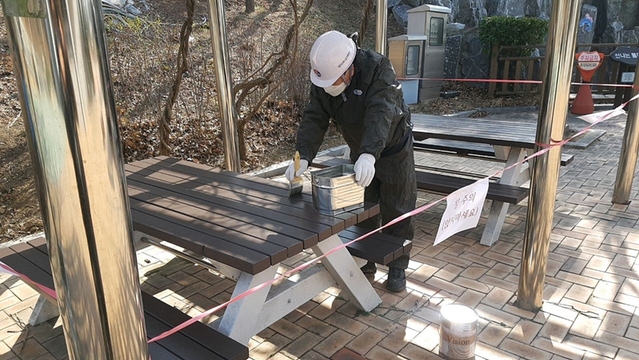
(487, 42), (638, 101)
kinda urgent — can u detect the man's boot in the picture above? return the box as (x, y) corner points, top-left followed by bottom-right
(360, 261), (377, 274)
(386, 267), (406, 292)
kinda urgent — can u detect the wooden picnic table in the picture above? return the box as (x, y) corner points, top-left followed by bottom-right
(411, 114), (540, 246)
(124, 156), (382, 344)
(411, 113), (539, 148)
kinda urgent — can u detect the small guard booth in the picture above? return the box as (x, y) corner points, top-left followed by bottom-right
(388, 34), (428, 104)
(388, 4), (451, 103)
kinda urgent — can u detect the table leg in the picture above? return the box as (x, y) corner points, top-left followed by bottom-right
(312, 234), (382, 311)
(480, 147), (526, 246)
(217, 265), (278, 344)
(28, 296), (59, 326)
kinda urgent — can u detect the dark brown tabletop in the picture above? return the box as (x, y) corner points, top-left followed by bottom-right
(125, 156), (379, 275)
(411, 113), (539, 149)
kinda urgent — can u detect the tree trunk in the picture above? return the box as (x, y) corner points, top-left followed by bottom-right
(245, 0), (255, 13)
(158, 0), (194, 155)
(237, 119), (248, 160)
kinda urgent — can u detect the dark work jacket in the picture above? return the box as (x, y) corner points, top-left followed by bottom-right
(296, 48), (412, 163)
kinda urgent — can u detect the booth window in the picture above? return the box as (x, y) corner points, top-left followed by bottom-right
(406, 45), (420, 76)
(429, 17), (444, 46)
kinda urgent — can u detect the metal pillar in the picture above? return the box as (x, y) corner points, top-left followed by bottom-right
(208, 0), (242, 172)
(376, 0), (387, 55)
(612, 68), (639, 204)
(1, 0), (148, 358)
(516, 0), (582, 311)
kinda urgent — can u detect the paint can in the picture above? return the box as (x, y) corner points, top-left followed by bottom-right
(439, 304), (478, 360)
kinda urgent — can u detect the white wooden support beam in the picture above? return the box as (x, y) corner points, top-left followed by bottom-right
(28, 296), (59, 326)
(216, 265), (278, 344)
(480, 147), (526, 246)
(312, 235), (382, 311)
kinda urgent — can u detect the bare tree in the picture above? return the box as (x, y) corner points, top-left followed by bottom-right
(245, 0), (255, 13)
(358, 0), (374, 46)
(157, 0), (313, 159)
(158, 0), (195, 155)
(232, 0), (313, 159)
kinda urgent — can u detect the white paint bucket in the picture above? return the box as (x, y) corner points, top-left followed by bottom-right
(439, 304), (478, 360)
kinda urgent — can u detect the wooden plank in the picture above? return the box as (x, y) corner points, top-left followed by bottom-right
(130, 192), (289, 265)
(414, 139), (495, 157)
(130, 193), (288, 265)
(0, 239), (247, 359)
(28, 235), (47, 248)
(142, 292), (248, 360)
(488, 44), (499, 98)
(128, 181), (307, 256)
(137, 157), (379, 222)
(413, 138), (574, 165)
(126, 160), (344, 237)
(9, 241), (51, 275)
(525, 59), (534, 93)
(514, 60), (523, 93)
(127, 173), (330, 245)
(125, 168), (334, 244)
(129, 158), (380, 236)
(0, 245), (56, 297)
(128, 157), (309, 202)
(339, 232), (396, 265)
(337, 226), (411, 265)
(135, 157), (309, 202)
(131, 205), (271, 274)
(415, 171), (529, 204)
(126, 169), (326, 244)
(145, 314), (229, 360)
(147, 342), (183, 360)
(310, 156), (350, 168)
(503, 59), (511, 94)
(411, 114), (538, 149)
(343, 226), (412, 254)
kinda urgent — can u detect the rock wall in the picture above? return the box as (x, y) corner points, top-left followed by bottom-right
(102, 0), (147, 16)
(390, 0), (639, 82)
(392, 0), (638, 37)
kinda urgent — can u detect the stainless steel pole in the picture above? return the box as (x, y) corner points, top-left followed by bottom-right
(208, 0), (242, 172)
(376, 0), (387, 55)
(612, 68), (639, 204)
(1, 0), (148, 358)
(516, 0), (582, 311)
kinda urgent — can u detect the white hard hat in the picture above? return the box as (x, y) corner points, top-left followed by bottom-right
(309, 31), (357, 88)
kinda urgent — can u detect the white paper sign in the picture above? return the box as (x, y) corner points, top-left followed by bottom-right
(621, 72), (635, 83)
(434, 178), (489, 245)
(578, 108), (627, 124)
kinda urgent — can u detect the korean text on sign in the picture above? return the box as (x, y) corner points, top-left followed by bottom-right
(434, 178), (489, 245)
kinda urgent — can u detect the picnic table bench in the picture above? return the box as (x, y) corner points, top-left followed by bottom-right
(410, 113), (574, 245)
(337, 225), (412, 265)
(0, 235), (248, 360)
(127, 157), (410, 274)
(125, 157), (394, 344)
(317, 114), (569, 246)
(413, 138), (574, 166)
(0, 156), (410, 353)
(414, 170), (529, 204)
(311, 154), (529, 205)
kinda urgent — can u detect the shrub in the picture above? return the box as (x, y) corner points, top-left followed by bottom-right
(478, 16), (549, 57)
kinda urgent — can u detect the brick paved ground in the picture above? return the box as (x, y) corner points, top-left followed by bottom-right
(2, 108), (639, 359)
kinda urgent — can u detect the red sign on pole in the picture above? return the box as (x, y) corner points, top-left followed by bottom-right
(575, 51), (604, 81)
(571, 51), (605, 115)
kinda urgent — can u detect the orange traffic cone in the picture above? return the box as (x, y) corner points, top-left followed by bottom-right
(571, 83), (595, 115)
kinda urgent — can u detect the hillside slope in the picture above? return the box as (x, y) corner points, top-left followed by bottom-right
(0, 0), (404, 242)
